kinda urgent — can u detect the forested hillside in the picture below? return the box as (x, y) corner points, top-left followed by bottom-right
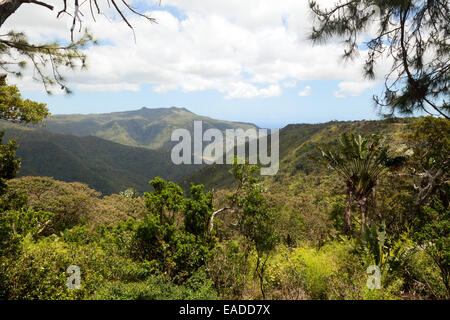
(0, 0), (448, 306)
(1, 118), (413, 196)
(0, 122), (202, 194)
(1, 115), (448, 300)
(40, 107), (257, 150)
(184, 118), (412, 191)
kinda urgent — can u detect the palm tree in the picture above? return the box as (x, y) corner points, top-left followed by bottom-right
(318, 133), (404, 234)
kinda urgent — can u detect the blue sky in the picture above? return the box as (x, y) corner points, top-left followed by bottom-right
(8, 0), (393, 129)
(24, 81), (383, 129)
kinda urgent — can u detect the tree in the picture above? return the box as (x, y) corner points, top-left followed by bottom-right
(0, 74), (50, 123)
(0, 131), (19, 195)
(406, 116), (449, 207)
(0, 1), (157, 93)
(204, 160), (279, 298)
(136, 177), (214, 282)
(318, 133), (405, 234)
(309, 0), (449, 119)
(406, 117), (449, 298)
(184, 184), (214, 241)
(413, 195), (449, 298)
(144, 177), (184, 225)
(0, 75), (49, 195)
(229, 160), (279, 299)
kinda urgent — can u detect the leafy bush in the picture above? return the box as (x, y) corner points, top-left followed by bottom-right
(91, 271), (217, 300)
(133, 178), (216, 283)
(207, 239), (249, 299)
(5, 177), (98, 231)
(265, 241), (404, 300)
(0, 232), (152, 300)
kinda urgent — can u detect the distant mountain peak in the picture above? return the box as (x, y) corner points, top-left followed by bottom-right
(40, 107), (258, 150)
(169, 106), (193, 113)
(135, 106), (193, 114)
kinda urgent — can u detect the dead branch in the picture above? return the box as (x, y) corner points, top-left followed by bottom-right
(209, 207), (233, 233)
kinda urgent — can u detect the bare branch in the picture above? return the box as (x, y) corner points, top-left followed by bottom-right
(209, 207), (232, 233)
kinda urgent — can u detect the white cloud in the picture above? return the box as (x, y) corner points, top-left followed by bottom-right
(225, 83), (282, 99)
(334, 81), (378, 98)
(1, 0), (386, 99)
(298, 85), (312, 97)
(282, 79), (297, 88)
(76, 83), (141, 92)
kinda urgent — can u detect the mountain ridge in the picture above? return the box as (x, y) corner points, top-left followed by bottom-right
(0, 122), (202, 195)
(181, 118), (414, 191)
(39, 107), (259, 150)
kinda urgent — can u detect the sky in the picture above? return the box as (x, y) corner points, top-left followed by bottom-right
(3, 0), (394, 129)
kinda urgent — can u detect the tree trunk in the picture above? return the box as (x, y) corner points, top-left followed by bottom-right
(208, 207), (232, 233)
(359, 197), (367, 235)
(255, 253), (266, 299)
(344, 189), (353, 235)
(0, 0), (24, 28)
(415, 167), (445, 206)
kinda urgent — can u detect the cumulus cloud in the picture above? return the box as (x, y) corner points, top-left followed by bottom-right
(225, 83), (282, 99)
(334, 81), (378, 98)
(2, 0), (386, 99)
(298, 85), (312, 97)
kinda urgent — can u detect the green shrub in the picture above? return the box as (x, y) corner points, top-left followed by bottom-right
(207, 239), (249, 299)
(91, 272), (217, 300)
(1, 233), (151, 300)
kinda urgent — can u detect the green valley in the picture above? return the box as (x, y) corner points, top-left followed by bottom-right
(0, 0), (449, 304)
(0, 122), (202, 195)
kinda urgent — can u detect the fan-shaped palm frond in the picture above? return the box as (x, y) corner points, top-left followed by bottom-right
(318, 133), (406, 234)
